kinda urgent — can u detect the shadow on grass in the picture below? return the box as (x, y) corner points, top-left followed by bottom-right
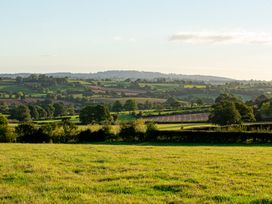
(77, 142), (272, 147)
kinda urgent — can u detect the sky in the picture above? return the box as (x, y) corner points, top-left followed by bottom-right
(1, 0), (272, 80)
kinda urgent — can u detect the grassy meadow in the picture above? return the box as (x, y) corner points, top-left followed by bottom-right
(0, 144), (271, 203)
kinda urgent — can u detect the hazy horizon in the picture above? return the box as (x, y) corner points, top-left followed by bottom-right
(1, 0), (272, 80)
(0, 69), (256, 81)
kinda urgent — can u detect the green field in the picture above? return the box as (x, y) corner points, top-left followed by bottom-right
(157, 123), (214, 131)
(0, 144), (271, 203)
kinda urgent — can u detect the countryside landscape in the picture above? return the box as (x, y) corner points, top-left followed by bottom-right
(1, 1), (272, 203)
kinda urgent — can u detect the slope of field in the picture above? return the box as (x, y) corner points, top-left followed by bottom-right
(145, 113), (209, 122)
(0, 144), (271, 203)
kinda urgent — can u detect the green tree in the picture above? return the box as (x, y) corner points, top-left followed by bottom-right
(0, 103), (9, 114)
(79, 105), (111, 124)
(36, 106), (48, 119)
(15, 123), (49, 143)
(124, 99), (137, 111)
(53, 102), (67, 117)
(165, 97), (180, 109)
(111, 100), (123, 112)
(215, 93), (239, 104)
(209, 101), (242, 126)
(235, 102), (256, 122)
(0, 114), (8, 126)
(210, 93), (256, 125)
(29, 105), (40, 120)
(0, 125), (14, 142)
(10, 105), (31, 122)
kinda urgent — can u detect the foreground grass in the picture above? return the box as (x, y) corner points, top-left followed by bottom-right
(0, 144), (272, 203)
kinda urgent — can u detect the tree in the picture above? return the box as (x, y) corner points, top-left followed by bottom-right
(209, 101), (242, 126)
(209, 94), (255, 125)
(0, 125), (14, 142)
(43, 103), (55, 118)
(215, 93), (239, 104)
(79, 105), (111, 124)
(29, 105), (40, 120)
(123, 99), (137, 111)
(15, 123), (49, 143)
(61, 118), (78, 142)
(10, 105), (31, 122)
(235, 102), (256, 122)
(111, 100), (123, 112)
(0, 103), (9, 114)
(53, 102), (67, 117)
(146, 122), (158, 141)
(165, 97), (180, 109)
(0, 114), (8, 126)
(36, 106), (48, 119)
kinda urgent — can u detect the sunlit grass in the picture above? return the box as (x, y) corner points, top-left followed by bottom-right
(0, 144), (271, 203)
(157, 123), (214, 131)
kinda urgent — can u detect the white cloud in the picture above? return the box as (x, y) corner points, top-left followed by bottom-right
(113, 36), (123, 41)
(113, 36), (136, 42)
(169, 31), (272, 44)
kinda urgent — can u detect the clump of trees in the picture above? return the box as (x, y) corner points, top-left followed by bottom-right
(0, 114), (14, 142)
(209, 93), (256, 125)
(79, 104), (111, 124)
(15, 119), (78, 143)
(8, 102), (75, 122)
(254, 95), (272, 120)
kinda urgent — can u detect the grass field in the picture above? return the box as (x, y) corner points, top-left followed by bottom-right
(0, 144), (271, 203)
(157, 123), (214, 131)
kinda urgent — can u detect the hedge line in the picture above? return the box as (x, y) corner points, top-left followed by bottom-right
(2, 122), (272, 144)
(153, 131), (272, 143)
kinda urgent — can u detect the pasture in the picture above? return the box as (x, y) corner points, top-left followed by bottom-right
(0, 144), (271, 203)
(157, 123), (214, 131)
(145, 113), (209, 123)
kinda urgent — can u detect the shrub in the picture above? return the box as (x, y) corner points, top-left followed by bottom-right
(119, 123), (137, 142)
(145, 122), (158, 141)
(0, 114), (8, 126)
(0, 125), (15, 142)
(15, 123), (50, 143)
(77, 126), (114, 143)
(119, 120), (146, 142)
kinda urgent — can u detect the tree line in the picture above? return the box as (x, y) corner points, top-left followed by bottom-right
(1, 114), (272, 144)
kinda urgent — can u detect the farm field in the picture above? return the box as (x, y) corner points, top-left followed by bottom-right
(0, 144), (271, 203)
(89, 97), (166, 104)
(145, 113), (209, 123)
(157, 123), (214, 131)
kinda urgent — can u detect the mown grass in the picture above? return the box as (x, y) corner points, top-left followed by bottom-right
(157, 123), (214, 131)
(0, 144), (272, 203)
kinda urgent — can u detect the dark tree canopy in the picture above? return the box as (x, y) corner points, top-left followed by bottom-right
(10, 105), (32, 122)
(123, 99), (137, 111)
(0, 114), (8, 126)
(209, 101), (242, 126)
(111, 100), (123, 112)
(209, 94), (255, 125)
(165, 97), (180, 109)
(79, 105), (111, 124)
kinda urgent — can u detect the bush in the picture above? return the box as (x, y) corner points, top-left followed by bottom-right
(0, 114), (8, 126)
(145, 122), (158, 141)
(119, 120), (146, 142)
(39, 120), (78, 143)
(119, 123), (137, 142)
(0, 125), (15, 142)
(150, 130), (272, 144)
(77, 126), (114, 142)
(15, 123), (50, 143)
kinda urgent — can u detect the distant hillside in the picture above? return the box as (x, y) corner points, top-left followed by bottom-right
(0, 70), (235, 82)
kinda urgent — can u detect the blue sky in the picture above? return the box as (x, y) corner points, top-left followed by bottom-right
(1, 0), (272, 80)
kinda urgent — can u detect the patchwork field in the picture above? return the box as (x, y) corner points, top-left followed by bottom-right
(0, 144), (271, 203)
(145, 113), (209, 123)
